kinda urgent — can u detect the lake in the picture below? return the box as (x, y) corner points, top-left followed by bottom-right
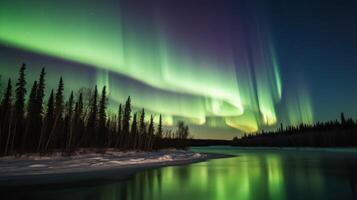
(2, 146), (357, 200)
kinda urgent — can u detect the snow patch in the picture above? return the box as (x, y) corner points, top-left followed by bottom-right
(28, 164), (47, 168)
(129, 158), (145, 162)
(193, 153), (201, 158)
(158, 155), (172, 161)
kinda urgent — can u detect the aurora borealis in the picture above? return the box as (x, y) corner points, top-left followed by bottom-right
(0, 0), (356, 139)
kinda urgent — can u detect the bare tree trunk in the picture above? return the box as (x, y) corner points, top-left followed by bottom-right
(22, 119), (30, 153)
(4, 112), (14, 155)
(45, 114), (60, 152)
(8, 122), (17, 155)
(37, 120), (47, 153)
(66, 118), (74, 153)
(119, 131), (124, 149)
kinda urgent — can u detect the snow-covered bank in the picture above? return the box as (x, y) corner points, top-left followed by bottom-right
(0, 149), (232, 186)
(0, 149), (204, 176)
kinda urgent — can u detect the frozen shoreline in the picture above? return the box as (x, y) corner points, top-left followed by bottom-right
(0, 149), (233, 186)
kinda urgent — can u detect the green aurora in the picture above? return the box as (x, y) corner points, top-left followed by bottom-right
(0, 0), (313, 139)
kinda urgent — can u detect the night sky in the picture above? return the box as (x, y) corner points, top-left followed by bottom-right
(0, 0), (356, 139)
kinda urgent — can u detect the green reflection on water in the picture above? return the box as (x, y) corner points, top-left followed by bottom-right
(4, 147), (357, 200)
(98, 149), (333, 200)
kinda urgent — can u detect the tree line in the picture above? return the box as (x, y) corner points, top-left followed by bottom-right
(232, 112), (357, 147)
(0, 64), (190, 156)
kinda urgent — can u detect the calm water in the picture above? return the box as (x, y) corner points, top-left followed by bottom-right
(2, 146), (357, 200)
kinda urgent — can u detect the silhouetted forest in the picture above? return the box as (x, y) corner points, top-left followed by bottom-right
(186, 139), (232, 146)
(0, 64), (190, 156)
(232, 113), (357, 147)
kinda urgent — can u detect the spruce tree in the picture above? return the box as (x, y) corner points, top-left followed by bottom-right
(122, 97), (131, 133)
(98, 86), (107, 146)
(14, 64), (26, 120)
(131, 113), (138, 149)
(27, 81), (38, 111)
(73, 92), (83, 148)
(52, 77), (64, 148)
(86, 86), (98, 147)
(74, 93), (83, 118)
(33, 68), (46, 151)
(42, 90), (55, 152)
(0, 79), (12, 121)
(155, 114), (163, 149)
(23, 81), (38, 151)
(0, 79), (12, 115)
(65, 91), (74, 152)
(148, 115), (154, 135)
(54, 77), (64, 119)
(46, 90), (55, 130)
(147, 115), (155, 150)
(139, 108), (146, 149)
(176, 121), (189, 149)
(98, 86), (107, 127)
(157, 114), (163, 138)
(122, 97), (131, 148)
(116, 104), (122, 148)
(0, 79), (12, 153)
(34, 68), (46, 141)
(66, 92), (74, 120)
(36, 68), (46, 115)
(13, 63), (27, 151)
